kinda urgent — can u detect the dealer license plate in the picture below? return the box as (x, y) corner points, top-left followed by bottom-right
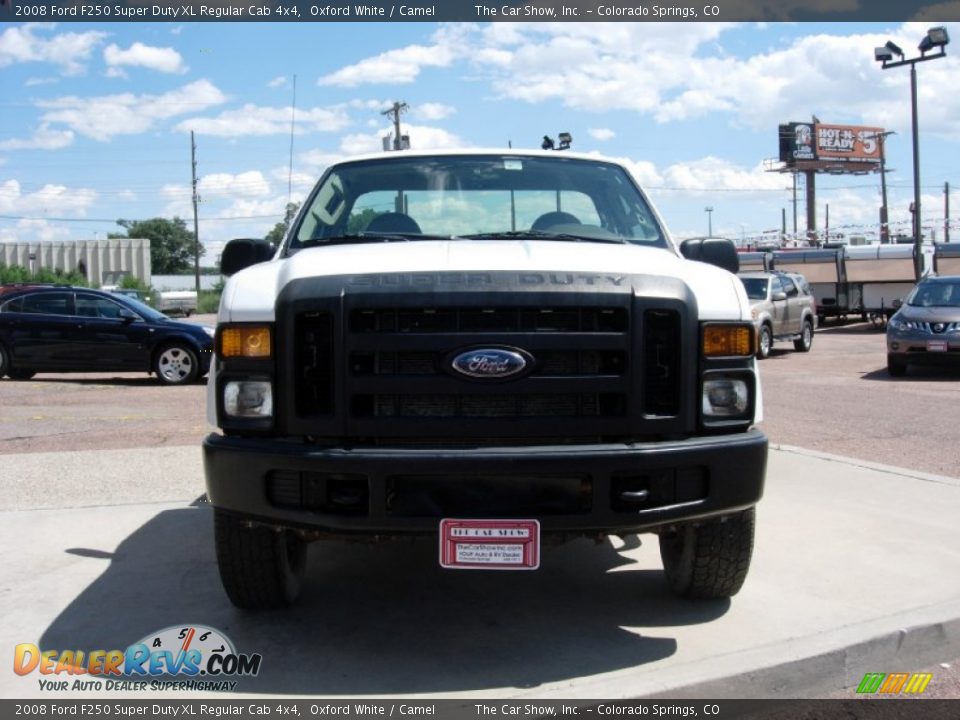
(439, 519), (540, 570)
(927, 340), (948, 352)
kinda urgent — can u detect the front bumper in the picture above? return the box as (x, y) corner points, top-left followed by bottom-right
(887, 330), (960, 367)
(203, 430), (767, 535)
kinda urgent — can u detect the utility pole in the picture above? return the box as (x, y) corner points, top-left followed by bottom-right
(381, 101), (408, 150)
(946, 181), (951, 243)
(878, 131), (894, 243)
(191, 130), (200, 295)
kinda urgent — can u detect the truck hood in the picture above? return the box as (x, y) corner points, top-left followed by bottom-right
(220, 240), (750, 322)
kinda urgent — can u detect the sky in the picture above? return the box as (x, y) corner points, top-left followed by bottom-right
(1, 20), (959, 266)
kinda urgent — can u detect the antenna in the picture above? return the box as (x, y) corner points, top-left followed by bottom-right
(288, 74), (297, 204)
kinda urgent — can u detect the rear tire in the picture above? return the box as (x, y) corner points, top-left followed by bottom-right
(214, 510), (307, 610)
(887, 354), (908, 378)
(757, 325), (772, 359)
(793, 319), (814, 352)
(659, 508), (755, 600)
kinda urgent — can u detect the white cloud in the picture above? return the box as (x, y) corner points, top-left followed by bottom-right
(0, 218), (66, 243)
(267, 76), (289, 88)
(588, 128), (616, 141)
(319, 40), (457, 87)
(414, 103), (457, 121)
(459, 23), (960, 140)
(0, 179), (98, 216)
(659, 157), (785, 193)
(199, 171), (271, 199)
(104, 42), (187, 75)
(0, 25), (107, 76)
(176, 104), (350, 137)
(24, 77), (59, 87)
(0, 124), (75, 151)
(338, 124), (468, 156)
(36, 80), (228, 142)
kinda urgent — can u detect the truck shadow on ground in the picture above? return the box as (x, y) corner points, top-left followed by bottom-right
(40, 505), (729, 695)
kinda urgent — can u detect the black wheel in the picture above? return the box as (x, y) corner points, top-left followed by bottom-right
(887, 354), (907, 378)
(659, 508), (755, 600)
(0, 343), (8, 378)
(757, 324), (773, 359)
(7, 368), (37, 380)
(793, 319), (814, 352)
(214, 510), (307, 610)
(154, 343), (199, 385)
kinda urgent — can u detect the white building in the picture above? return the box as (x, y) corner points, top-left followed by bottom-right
(0, 238), (151, 286)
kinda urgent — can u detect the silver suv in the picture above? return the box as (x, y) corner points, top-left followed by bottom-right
(739, 271), (817, 358)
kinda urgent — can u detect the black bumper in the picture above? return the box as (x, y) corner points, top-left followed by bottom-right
(203, 430), (767, 535)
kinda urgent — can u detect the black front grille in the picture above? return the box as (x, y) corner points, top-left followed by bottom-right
(351, 306), (628, 333)
(285, 276), (690, 443)
(295, 312), (334, 416)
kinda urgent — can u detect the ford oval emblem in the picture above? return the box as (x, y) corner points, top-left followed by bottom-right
(449, 348), (530, 379)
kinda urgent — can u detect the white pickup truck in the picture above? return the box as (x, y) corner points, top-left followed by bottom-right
(203, 149), (767, 609)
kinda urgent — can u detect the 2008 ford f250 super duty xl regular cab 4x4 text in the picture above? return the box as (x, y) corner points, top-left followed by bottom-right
(203, 149), (767, 609)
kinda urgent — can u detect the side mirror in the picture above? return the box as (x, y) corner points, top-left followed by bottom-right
(220, 239), (275, 277)
(772, 292), (788, 302)
(118, 309), (138, 323)
(680, 238), (739, 274)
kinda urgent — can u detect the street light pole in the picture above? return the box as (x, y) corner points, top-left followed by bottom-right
(875, 26), (950, 280)
(705, 206), (713, 236)
(910, 62), (921, 269)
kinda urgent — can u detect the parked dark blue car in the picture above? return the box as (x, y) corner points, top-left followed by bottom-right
(0, 284), (213, 385)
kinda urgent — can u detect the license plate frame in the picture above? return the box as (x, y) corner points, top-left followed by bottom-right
(927, 340), (948, 353)
(439, 519), (540, 570)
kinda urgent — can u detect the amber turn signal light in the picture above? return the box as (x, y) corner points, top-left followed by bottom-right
(219, 326), (272, 358)
(702, 323), (754, 358)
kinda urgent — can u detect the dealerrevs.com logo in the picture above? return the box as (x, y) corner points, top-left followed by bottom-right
(14, 625), (262, 692)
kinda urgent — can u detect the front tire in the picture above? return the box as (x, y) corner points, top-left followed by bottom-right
(887, 354), (908, 378)
(659, 508), (755, 600)
(793, 319), (814, 352)
(757, 325), (773, 359)
(214, 510), (307, 610)
(154, 343), (199, 385)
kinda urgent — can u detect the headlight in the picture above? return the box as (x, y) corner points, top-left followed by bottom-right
(702, 377), (749, 418)
(202, 326), (215, 337)
(224, 380), (273, 418)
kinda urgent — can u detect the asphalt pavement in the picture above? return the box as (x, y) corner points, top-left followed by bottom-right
(2, 443), (959, 700)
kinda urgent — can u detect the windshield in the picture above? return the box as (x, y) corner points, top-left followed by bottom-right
(289, 154), (666, 249)
(907, 281), (960, 308)
(116, 295), (169, 321)
(741, 278), (769, 300)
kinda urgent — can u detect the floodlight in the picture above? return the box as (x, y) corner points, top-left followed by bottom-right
(557, 132), (572, 150)
(885, 40), (904, 58)
(541, 135), (555, 150)
(919, 26), (950, 53)
(874, 46), (894, 62)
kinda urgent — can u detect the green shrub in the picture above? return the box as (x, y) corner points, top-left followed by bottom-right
(198, 289), (222, 314)
(0, 263), (89, 286)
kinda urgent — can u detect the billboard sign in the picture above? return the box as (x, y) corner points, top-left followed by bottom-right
(816, 124), (884, 161)
(779, 122), (884, 167)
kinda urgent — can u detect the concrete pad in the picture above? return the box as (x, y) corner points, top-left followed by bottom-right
(2, 445), (959, 699)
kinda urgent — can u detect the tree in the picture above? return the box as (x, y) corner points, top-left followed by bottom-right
(110, 217), (201, 275)
(265, 202), (300, 246)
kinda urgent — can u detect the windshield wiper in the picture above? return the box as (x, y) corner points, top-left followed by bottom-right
(460, 230), (626, 244)
(296, 232), (453, 248)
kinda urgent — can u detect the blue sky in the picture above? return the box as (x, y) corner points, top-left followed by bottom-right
(1, 21), (958, 265)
